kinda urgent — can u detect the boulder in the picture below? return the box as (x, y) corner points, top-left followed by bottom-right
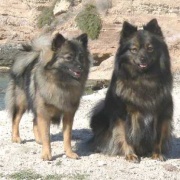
(0, 44), (22, 67)
(53, 0), (71, 16)
(88, 56), (114, 80)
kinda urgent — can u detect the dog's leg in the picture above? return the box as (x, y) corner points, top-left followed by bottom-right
(12, 108), (25, 143)
(33, 118), (42, 144)
(122, 112), (140, 163)
(115, 120), (140, 163)
(152, 120), (172, 161)
(37, 114), (52, 161)
(63, 112), (79, 159)
(123, 141), (140, 163)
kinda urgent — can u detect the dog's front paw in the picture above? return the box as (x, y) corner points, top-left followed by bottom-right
(41, 153), (52, 161)
(66, 151), (79, 159)
(12, 136), (23, 144)
(125, 154), (140, 163)
(35, 139), (42, 145)
(41, 149), (52, 161)
(152, 153), (166, 161)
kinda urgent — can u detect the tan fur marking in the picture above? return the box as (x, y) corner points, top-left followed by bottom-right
(114, 120), (139, 162)
(12, 114), (23, 143)
(12, 108), (25, 143)
(152, 120), (171, 161)
(37, 113), (52, 161)
(33, 119), (42, 144)
(40, 48), (54, 65)
(63, 112), (79, 159)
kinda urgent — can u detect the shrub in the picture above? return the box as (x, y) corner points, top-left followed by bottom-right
(75, 4), (102, 40)
(37, 6), (54, 28)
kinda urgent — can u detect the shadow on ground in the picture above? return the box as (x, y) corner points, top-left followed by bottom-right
(167, 136), (180, 159)
(23, 129), (180, 160)
(23, 128), (94, 159)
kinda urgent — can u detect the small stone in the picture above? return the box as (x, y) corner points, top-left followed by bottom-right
(32, 151), (37, 154)
(98, 161), (107, 166)
(89, 154), (95, 158)
(163, 164), (178, 172)
(62, 154), (67, 158)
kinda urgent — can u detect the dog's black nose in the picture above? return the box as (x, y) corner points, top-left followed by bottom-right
(140, 56), (146, 64)
(140, 56), (145, 61)
(77, 65), (82, 70)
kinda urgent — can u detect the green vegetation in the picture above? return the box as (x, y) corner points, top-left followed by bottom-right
(75, 4), (102, 40)
(55, 160), (62, 166)
(44, 174), (64, 180)
(73, 173), (89, 180)
(37, 6), (54, 28)
(8, 169), (89, 180)
(9, 170), (42, 180)
(66, 0), (74, 3)
(44, 173), (88, 180)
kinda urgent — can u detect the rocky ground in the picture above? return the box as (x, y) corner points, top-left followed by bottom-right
(0, 73), (180, 180)
(0, 0), (180, 179)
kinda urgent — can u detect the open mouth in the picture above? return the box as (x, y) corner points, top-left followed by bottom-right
(138, 63), (148, 69)
(69, 68), (81, 78)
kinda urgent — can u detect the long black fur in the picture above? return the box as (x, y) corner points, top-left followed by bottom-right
(90, 19), (173, 162)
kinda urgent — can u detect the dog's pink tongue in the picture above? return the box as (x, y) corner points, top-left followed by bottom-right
(74, 71), (81, 77)
(140, 64), (147, 68)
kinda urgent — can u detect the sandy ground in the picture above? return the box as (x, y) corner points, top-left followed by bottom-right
(0, 74), (180, 180)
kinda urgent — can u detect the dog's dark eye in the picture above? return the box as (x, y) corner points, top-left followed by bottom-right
(130, 47), (138, 54)
(64, 54), (73, 61)
(147, 45), (154, 52)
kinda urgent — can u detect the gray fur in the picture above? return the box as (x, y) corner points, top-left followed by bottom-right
(6, 32), (91, 121)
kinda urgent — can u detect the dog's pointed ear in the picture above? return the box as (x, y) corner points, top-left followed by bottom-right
(76, 33), (88, 48)
(121, 21), (137, 39)
(52, 33), (65, 50)
(143, 19), (163, 37)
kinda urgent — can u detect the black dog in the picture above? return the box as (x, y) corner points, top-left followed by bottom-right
(90, 19), (173, 163)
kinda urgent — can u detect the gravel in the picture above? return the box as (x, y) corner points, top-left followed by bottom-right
(0, 74), (180, 180)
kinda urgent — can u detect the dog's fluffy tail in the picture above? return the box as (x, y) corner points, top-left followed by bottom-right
(5, 79), (16, 119)
(11, 46), (39, 77)
(90, 100), (109, 133)
(89, 100), (113, 153)
(89, 98), (125, 155)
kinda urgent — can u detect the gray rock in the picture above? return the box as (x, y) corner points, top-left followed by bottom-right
(0, 44), (23, 67)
